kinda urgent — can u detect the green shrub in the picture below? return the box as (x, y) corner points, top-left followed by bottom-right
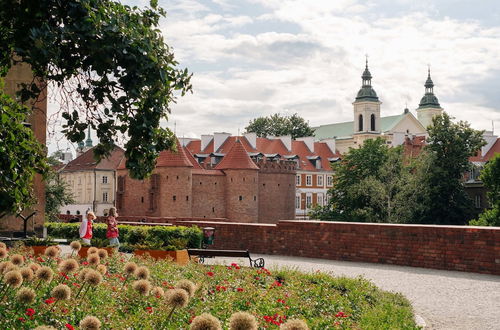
(45, 223), (202, 250)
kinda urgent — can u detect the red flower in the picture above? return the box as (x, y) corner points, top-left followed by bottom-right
(18, 317), (25, 322)
(215, 285), (227, 292)
(72, 282), (80, 287)
(65, 324), (75, 330)
(206, 272), (214, 277)
(45, 297), (56, 304)
(146, 307), (153, 314)
(61, 308), (69, 314)
(82, 261), (89, 266)
(335, 311), (349, 318)
(227, 266), (232, 270)
(237, 288), (244, 292)
(277, 299), (285, 304)
(37, 257), (45, 262)
(25, 308), (35, 317)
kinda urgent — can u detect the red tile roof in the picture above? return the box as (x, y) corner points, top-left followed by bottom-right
(184, 147), (202, 169)
(64, 146), (124, 172)
(482, 138), (500, 161)
(214, 139), (259, 170)
(156, 140), (193, 167)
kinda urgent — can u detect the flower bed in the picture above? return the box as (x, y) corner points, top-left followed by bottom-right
(0, 243), (418, 329)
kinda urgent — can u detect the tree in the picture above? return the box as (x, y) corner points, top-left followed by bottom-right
(469, 153), (500, 226)
(0, 0), (191, 215)
(45, 156), (74, 221)
(420, 113), (485, 224)
(0, 82), (48, 218)
(245, 113), (314, 139)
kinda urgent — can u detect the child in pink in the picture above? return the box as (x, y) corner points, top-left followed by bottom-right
(106, 207), (120, 247)
(79, 212), (95, 245)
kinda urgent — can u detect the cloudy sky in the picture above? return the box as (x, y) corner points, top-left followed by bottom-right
(48, 0), (500, 152)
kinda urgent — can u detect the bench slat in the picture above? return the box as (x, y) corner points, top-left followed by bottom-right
(188, 249), (249, 258)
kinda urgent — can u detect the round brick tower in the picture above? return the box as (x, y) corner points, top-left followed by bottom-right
(215, 140), (259, 223)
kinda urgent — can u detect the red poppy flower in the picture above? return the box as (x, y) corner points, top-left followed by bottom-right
(206, 272), (214, 277)
(72, 282), (80, 287)
(25, 308), (35, 317)
(37, 257), (45, 262)
(65, 324), (75, 330)
(335, 311), (349, 318)
(146, 307), (153, 314)
(18, 317), (25, 322)
(82, 261), (89, 266)
(237, 288), (244, 292)
(45, 297), (56, 304)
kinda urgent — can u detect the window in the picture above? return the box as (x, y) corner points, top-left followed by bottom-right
(317, 175), (323, 187)
(102, 176), (108, 184)
(78, 177), (82, 185)
(370, 114), (376, 131)
(186, 196), (189, 201)
(317, 193), (324, 206)
(306, 195), (312, 208)
(295, 195), (301, 209)
(296, 175), (301, 186)
(102, 192), (108, 202)
(475, 195), (482, 208)
(254, 196), (256, 201)
(306, 175), (312, 186)
(173, 195), (176, 201)
(358, 114), (363, 131)
(326, 175), (333, 187)
(239, 196), (243, 201)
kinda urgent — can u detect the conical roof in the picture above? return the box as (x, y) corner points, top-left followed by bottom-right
(355, 58), (379, 102)
(156, 139), (194, 167)
(418, 68), (441, 109)
(214, 139), (259, 170)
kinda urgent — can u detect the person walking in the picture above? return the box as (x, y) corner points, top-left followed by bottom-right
(106, 207), (120, 247)
(79, 211), (95, 245)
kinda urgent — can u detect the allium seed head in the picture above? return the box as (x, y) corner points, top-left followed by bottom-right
(0, 261), (13, 273)
(87, 254), (100, 266)
(59, 259), (79, 274)
(16, 287), (36, 304)
(44, 246), (60, 258)
(78, 268), (90, 282)
(4, 270), (23, 288)
(36, 266), (54, 283)
(0, 248), (8, 258)
(70, 241), (82, 251)
(134, 266), (149, 280)
(52, 283), (71, 300)
(34, 326), (57, 330)
(279, 319), (309, 330)
(4, 263), (19, 274)
(165, 288), (189, 308)
(96, 264), (107, 275)
(20, 267), (34, 282)
(175, 279), (196, 298)
(80, 316), (102, 330)
(10, 254), (24, 266)
(85, 270), (102, 286)
(229, 312), (258, 330)
(124, 262), (137, 275)
(0, 242), (6, 249)
(97, 249), (108, 259)
(28, 263), (41, 273)
(87, 247), (98, 255)
(132, 279), (151, 296)
(189, 313), (222, 330)
(151, 286), (165, 298)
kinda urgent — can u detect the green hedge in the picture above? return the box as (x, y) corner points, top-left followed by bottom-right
(45, 223), (202, 250)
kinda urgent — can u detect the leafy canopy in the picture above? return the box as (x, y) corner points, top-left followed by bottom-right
(0, 0), (192, 180)
(469, 153), (500, 226)
(245, 113), (314, 139)
(45, 156), (75, 221)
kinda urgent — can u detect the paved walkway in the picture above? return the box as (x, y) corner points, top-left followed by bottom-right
(205, 254), (500, 330)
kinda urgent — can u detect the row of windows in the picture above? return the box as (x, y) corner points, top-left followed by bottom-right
(295, 194), (330, 209)
(296, 174), (333, 187)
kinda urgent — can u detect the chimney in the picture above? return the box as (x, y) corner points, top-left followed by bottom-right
(277, 135), (292, 151)
(481, 131), (498, 156)
(296, 136), (315, 152)
(214, 132), (231, 152)
(178, 137), (194, 147)
(201, 134), (213, 151)
(244, 132), (257, 149)
(322, 138), (336, 154)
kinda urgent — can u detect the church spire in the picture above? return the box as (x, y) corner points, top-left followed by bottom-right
(418, 67), (440, 109)
(85, 126), (93, 148)
(355, 56), (378, 101)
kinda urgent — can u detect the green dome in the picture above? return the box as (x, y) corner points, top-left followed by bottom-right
(356, 86), (379, 101)
(418, 93), (440, 108)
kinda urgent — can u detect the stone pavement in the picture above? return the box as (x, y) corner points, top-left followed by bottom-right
(204, 254), (500, 330)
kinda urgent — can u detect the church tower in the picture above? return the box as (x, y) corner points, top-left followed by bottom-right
(416, 68), (443, 129)
(353, 58), (381, 136)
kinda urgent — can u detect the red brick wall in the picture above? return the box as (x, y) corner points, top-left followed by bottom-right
(192, 174), (226, 218)
(172, 220), (500, 275)
(224, 170), (259, 223)
(258, 172), (295, 223)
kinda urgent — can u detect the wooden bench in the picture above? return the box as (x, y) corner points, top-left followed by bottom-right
(187, 249), (265, 268)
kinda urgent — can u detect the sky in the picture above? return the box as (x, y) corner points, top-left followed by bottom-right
(47, 0), (500, 153)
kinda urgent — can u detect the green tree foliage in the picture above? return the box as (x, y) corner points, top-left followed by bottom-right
(45, 156), (74, 221)
(245, 113), (314, 139)
(469, 153), (500, 226)
(0, 0), (192, 180)
(0, 83), (48, 217)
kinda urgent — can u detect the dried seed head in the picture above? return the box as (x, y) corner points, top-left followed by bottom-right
(279, 320), (309, 330)
(4, 270), (23, 288)
(52, 284), (71, 300)
(80, 316), (102, 330)
(0, 242), (6, 249)
(20, 267), (34, 282)
(189, 313), (222, 330)
(87, 247), (98, 255)
(96, 264), (107, 275)
(16, 287), (36, 304)
(36, 266), (54, 283)
(134, 266), (149, 280)
(87, 254), (100, 266)
(34, 326), (57, 330)
(229, 312), (258, 330)
(165, 288), (189, 308)
(124, 262), (137, 275)
(70, 241), (82, 251)
(97, 249), (108, 259)
(4, 263), (19, 274)
(175, 279), (196, 298)
(78, 268), (91, 282)
(151, 286), (165, 298)
(132, 279), (151, 296)
(85, 270), (102, 286)
(28, 263), (41, 273)
(10, 254), (24, 266)
(59, 259), (79, 274)
(0, 248), (8, 258)
(44, 246), (60, 258)
(0, 261), (13, 273)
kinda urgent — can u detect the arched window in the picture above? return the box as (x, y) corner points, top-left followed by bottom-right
(370, 114), (376, 131)
(358, 114), (363, 131)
